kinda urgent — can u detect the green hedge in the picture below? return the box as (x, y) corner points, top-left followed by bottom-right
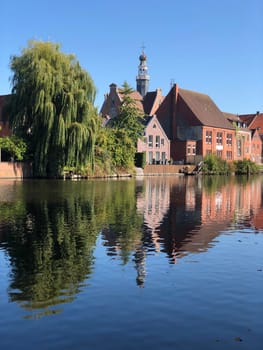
(134, 152), (146, 168)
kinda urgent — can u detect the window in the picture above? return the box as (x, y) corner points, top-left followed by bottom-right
(206, 150), (212, 155)
(161, 152), (166, 163)
(206, 131), (212, 144)
(216, 132), (223, 145)
(148, 151), (153, 164)
(216, 150), (222, 158)
(153, 124), (156, 128)
(156, 152), (160, 162)
(156, 135), (160, 148)
(148, 135), (153, 147)
(227, 151), (232, 160)
(161, 138), (164, 146)
(187, 145), (191, 155)
(192, 145), (196, 155)
(226, 133), (232, 146)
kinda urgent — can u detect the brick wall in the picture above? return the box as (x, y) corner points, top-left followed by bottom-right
(0, 162), (32, 178)
(144, 164), (196, 175)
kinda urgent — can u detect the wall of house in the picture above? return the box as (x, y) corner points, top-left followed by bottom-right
(0, 162), (32, 178)
(100, 84), (121, 119)
(137, 118), (170, 164)
(251, 131), (262, 163)
(202, 126), (236, 161)
(234, 130), (251, 161)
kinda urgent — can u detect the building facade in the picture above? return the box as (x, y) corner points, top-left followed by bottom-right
(137, 115), (170, 164)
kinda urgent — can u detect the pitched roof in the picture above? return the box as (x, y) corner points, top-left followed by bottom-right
(223, 112), (239, 122)
(179, 89), (234, 130)
(143, 89), (164, 115)
(239, 113), (263, 130)
(143, 91), (156, 115)
(117, 88), (144, 113)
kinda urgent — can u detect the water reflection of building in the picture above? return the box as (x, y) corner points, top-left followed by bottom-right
(102, 176), (263, 286)
(136, 177), (172, 252)
(139, 176), (263, 265)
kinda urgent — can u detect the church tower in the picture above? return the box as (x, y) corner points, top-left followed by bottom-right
(136, 50), (150, 98)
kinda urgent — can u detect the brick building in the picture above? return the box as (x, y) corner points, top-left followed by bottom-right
(224, 112), (263, 164)
(156, 84), (236, 164)
(101, 49), (262, 165)
(137, 115), (170, 164)
(100, 51), (168, 164)
(239, 112), (263, 163)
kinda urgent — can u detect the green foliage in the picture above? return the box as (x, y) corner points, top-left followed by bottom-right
(233, 159), (260, 174)
(0, 136), (27, 160)
(8, 40), (98, 177)
(0, 180), (143, 316)
(95, 126), (135, 172)
(202, 153), (230, 174)
(100, 81), (144, 170)
(112, 81), (144, 145)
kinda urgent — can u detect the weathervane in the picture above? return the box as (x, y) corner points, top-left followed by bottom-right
(141, 43), (146, 53)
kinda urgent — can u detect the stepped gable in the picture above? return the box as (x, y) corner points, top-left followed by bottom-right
(179, 88), (234, 130)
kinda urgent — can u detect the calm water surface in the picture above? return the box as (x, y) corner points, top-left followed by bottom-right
(0, 175), (262, 349)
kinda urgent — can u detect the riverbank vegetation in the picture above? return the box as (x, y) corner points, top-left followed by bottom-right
(203, 154), (260, 175)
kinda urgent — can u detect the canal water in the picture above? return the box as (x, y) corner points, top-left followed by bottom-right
(0, 176), (262, 349)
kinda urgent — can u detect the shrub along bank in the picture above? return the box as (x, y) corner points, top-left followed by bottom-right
(202, 154), (260, 175)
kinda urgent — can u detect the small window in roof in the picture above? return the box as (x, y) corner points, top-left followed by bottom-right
(153, 124), (156, 128)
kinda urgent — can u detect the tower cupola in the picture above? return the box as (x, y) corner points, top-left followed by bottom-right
(136, 49), (150, 98)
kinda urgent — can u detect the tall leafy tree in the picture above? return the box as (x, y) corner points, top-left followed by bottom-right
(8, 40), (98, 177)
(112, 81), (144, 144)
(107, 81), (145, 169)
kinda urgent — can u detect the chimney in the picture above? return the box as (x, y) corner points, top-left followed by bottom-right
(110, 83), (117, 93)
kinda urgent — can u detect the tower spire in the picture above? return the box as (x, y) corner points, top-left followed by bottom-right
(136, 47), (150, 98)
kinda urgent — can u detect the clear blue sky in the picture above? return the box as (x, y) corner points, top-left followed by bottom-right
(1, 0), (262, 114)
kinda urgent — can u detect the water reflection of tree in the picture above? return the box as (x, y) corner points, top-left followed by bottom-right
(0, 180), (144, 315)
(3, 199), (98, 317)
(101, 180), (144, 265)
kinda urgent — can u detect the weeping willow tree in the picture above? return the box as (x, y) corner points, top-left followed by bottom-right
(8, 40), (99, 177)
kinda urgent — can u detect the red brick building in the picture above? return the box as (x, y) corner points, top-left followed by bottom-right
(224, 112), (263, 164)
(100, 84), (168, 164)
(239, 112), (263, 163)
(156, 84), (236, 164)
